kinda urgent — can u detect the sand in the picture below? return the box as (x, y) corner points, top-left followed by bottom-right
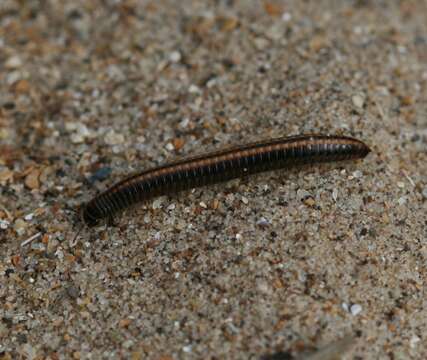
(1, 1), (426, 359)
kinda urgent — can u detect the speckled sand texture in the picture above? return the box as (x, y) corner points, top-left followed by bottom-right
(1, 1), (426, 359)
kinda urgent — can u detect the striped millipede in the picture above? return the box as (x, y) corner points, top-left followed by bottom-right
(79, 134), (370, 227)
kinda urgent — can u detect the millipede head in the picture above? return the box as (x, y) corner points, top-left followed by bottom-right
(79, 203), (100, 227)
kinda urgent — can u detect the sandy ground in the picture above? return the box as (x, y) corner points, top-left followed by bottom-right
(1, 1), (426, 359)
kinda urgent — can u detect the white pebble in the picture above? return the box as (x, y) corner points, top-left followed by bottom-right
(397, 196), (407, 206)
(0, 220), (10, 229)
(350, 303), (362, 316)
(397, 181), (405, 188)
(152, 198), (164, 209)
(71, 133), (84, 144)
(225, 193), (235, 205)
(352, 170), (363, 178)
(182, 345), (192, 353)
(165, 142), (175, 151)
(188, 84), (201, 94)
(6, 71), (21, 85)
(105, 130), (124, 145)
(167, 203), (176, 211)
(410, 335), (421, 349)
(352, 94), (365, 108)
(241, 196), (249, 205)
(24, 213), (34, 221)
(5, 55), (22, 69)
(65, 122), (78, 131)
(332, 188), (338, 201)
(422, 187), (427, 199)
(179, 117), (190, 128)
(76, 123), (91, 137)
(256, 217), (270, 227)
(199, 201), (207, 209)
(169, 51), (181, 63)
(55, 248), (64, 260)
(281, 12), (292, 22)
(353, 26), (363, 35)
(123, 340), (134, 349)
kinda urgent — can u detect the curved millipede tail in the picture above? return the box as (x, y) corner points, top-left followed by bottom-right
(80, 134), (370, 227)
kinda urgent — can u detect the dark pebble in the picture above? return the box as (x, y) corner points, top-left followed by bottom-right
(89, 167), (112, 183)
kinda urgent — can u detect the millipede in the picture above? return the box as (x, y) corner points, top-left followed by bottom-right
(79, 134), (370, 227)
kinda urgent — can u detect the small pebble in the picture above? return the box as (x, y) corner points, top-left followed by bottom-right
(165, 142), (175, 151)
(66, 285), (80, 299)
(71, 133), (84, 144)
(211, 199), (220, 210)
(143, 213), (151, 223)
(169, 51), (182, 63)
(332, 188), (339, 201)
(182, 345), (192, 353)
(422, 187), (427, 199)
(199, 201), (207, 209)
(256, 217), (270, 228)
(0, 168), (14, 184)
(410, 335), (421, 349)
(310, 35), (328, 51)
(400, 95), (414, 106)
(173, 138), (185, 150)
(0, 219), (10, 229)
(303, 197), (316, 207)
(14, 79), (30, 93)
(24, 213), (34, 221)
(14, 219), (28, 235)
(281, 12), (292, 22)
(30, 242), (45, 251)
(179, 118), (190, 128)
(21, 344), (36, 359)
(350, 304), (362, 316)
(297, 189), (312, 201)
(167, 203), (176, 211)
(0, 128), (10, 140)
(396, 181), (405, 188)
(65, 122), (78, 131)
(89, 167), (112, 183)
(55, 248), (64, 260)
(122, 340), (134, 349)
(105, 130), (125, 145)
(241, 196), (249, 205)
(352, 93), (365, 108)
(342, 302), (349, 312)
(352, 170), (363, 178)
(152, 198), (164, 209)
(25, 169), (40, 190)
(397, 197), (407, 206)
(188, 84), (201, 94)
(5, 55), (23, 69)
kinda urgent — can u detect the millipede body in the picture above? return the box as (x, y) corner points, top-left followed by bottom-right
(80, 134), (370, 226)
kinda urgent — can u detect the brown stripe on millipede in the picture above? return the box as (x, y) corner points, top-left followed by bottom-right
(79, 134), (370, 227)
